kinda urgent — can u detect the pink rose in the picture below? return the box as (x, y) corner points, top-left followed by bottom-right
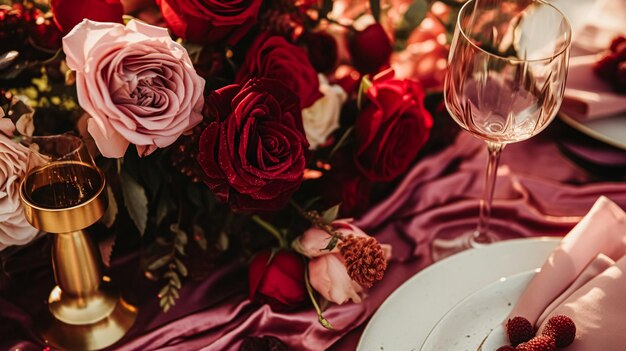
(63, 19), (205, 158)
(0, 135), (38, 250)
(293, 220), (391, 304)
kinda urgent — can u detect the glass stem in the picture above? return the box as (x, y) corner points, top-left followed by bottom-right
(473, 141), (505, 245)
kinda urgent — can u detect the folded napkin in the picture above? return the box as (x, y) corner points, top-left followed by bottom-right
(574, 0), (626, 53)
(508, 196), (626, 349)
(561, 55), (626, 121)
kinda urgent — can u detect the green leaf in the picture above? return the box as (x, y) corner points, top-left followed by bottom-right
(357, 75), (373, 110)
(404, 0), (429, 31)
(321, 236), (339, 252)
(174, 257), (188, 277)
(101, 185), (118, 228)
(147, 254), (171, 271)
(156, 188), (171, 227)
(321, 204), (341, 224)
(165, 271), (181, 289)
(120, 171), (148, 236)
(158, 284), (170, 297)
(170, 287), (180, 299)
(139, 158), (162, 201)
(302, 197), (322, 211)
(328, 126), (354, 160)
(170, 224), (188, 246)
(370, 0), (381, 22)
(216, 230), (229, 252)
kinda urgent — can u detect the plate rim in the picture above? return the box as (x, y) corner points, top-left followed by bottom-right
(559, 112), (626, 151)
(357, 237), (560, 351)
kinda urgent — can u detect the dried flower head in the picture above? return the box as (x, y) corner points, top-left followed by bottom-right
(339, 235), (387, 288)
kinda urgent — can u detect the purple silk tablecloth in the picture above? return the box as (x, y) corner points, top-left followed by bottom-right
(2, 122), (626, 351)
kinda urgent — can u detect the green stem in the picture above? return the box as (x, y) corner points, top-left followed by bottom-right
(251, 215), (287, 249)
(305, 261), (333, 330)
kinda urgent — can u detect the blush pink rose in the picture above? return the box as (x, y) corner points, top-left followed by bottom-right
(0, 135), (38, 250)
(293, 220), (391, 304)
(63, 19), (205, 158)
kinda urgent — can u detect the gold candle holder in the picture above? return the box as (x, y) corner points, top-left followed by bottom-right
(19, 136), (136, 350)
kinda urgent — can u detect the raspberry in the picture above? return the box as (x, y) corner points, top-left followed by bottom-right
(610, 36), (626, 53)
(497, 346), (516, 351)
(507, 316), (535, 346)
(516, 335), (556, 351)
(593, 53), (619, 81)
(541, 315), (576, 348)
(614, 42), (626, 61)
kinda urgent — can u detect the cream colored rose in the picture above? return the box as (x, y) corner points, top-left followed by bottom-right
(0, 134), (38, 250)
(302, 74), (347, 150)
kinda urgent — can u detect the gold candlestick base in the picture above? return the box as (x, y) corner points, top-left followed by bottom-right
(41, 282), (137, 351)
(19, 139), (138, 351)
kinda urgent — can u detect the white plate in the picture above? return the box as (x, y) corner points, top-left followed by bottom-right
(357, 238), (559, 351)
(420, 270), (537, 351)
(560, 113), (626, 151)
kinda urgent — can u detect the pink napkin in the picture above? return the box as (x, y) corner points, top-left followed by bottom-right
(508, 196), (626, 349)
(560, 55), (626, 121)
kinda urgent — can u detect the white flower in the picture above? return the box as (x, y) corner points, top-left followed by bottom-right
(302, 74), (347, 150)
(0, 134), (38, 250)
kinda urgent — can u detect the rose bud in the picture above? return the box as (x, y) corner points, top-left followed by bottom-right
(248, 250), (307, 310)
(348, 23), (393, 74)
(302, 31), (338, 73)
(593, 53), (619, 82)
(293, 220), (391, 305)
(610, 36), (626, 53)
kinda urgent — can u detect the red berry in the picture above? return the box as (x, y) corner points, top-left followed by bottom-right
(507, 316), (535, 346)
(614, 42), (626, 61)
(516, 335), (556, 351)
(497, 346), (516, 351)
(593, 53), (619, 81)
(541, 315), (576, 348)
(610, 36), (626, 53)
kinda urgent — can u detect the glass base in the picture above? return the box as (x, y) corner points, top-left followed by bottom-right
(430, 223), (519, 262)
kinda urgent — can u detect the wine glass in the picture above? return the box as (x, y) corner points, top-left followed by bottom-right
(431, 0), (571, 261)
(19, 134), (136, 350)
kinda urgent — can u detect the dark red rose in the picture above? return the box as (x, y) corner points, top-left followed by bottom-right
(302, 31), (338, 73)
(50, 0), (123, 35)
(354, 72), (433, 181)
(236, 32), (322, 108)
(157, 0), (261, 45)
(197, 78), (309, 212)
(348, 23), (393, 74)
(248, 250), (306, 310)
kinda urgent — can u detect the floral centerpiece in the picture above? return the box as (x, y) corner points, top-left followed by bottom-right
(0, 0), (456, 328)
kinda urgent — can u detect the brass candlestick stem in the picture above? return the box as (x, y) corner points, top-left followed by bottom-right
(19, 136), (136, 350)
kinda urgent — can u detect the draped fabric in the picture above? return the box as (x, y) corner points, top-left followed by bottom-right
(2, 122), (626, 351)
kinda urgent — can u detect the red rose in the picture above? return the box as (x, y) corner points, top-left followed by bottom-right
(197, 78), (309, 212)
(50, 0), (123, 35)
(302, 31), (338, 73)
(236, 32), (322, 108)
(157, 0), (261, 45)
(349, 23), (393, 74)
(248, 250), (306, 310)
(354, 72), (433, 181)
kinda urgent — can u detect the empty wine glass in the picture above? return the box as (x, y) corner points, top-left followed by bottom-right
(431, 0), (571, 261)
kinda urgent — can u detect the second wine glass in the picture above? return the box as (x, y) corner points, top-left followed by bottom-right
(432, 0), (572, 261)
